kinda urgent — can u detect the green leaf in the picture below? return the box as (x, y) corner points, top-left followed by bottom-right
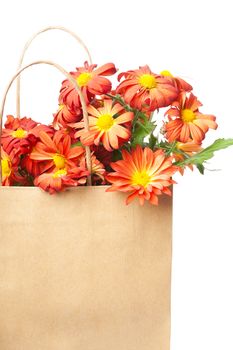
(164, 141), (178, 156)
(131, 119), (155, 147)
(196, 163), (205, 174)
(148, 134), (158, 150)
(176, 138), (233, 167)
(112, 149), (123, 161)
(106, 94), (134, 112)
(71, 141), (83, 148)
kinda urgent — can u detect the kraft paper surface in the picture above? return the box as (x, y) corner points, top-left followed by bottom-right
(0, 186), (172, 350)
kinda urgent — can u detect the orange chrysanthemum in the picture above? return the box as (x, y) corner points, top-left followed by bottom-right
(160, 70), (193, 92)
(53, 103), (81, 129)
(1, 147), (25, 186)
(165, 92), (218, 143)
(116, 65), (178, 111)
(75, 100), (134, 151)
(174, 140), (202, 174)
(59, 61), (117, 110)
(90, 154), (106, 184)
(30, 131), (85, 173)
(77, 153), (106, 185)
(106, 145), (177, 205)
(34, 165), (88, 194)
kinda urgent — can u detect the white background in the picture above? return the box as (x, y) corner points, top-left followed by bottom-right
(0, 0), (233, 349)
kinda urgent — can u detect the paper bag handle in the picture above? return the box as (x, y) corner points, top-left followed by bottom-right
(0, 60), (92, 186)
(16, 26), (92, 117)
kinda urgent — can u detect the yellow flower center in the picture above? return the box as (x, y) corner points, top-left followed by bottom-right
(1, 158), (12, 178)
(96, 114), (114, 131)
(11, 128), (28, 139)
(53, 154), (66, 169)
(131, 170), (151, 188)
(139, 74), (157, 89)
(77, 72), (92, 87)
(160, 70), (173, 77)
(53, 168), (67, 178)
(181, 109), (196, 123)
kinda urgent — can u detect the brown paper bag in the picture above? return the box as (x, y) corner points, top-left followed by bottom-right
(0, 186), (172, 350)
(0, 28), (172, 349)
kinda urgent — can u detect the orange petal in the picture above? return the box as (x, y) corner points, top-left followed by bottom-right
(39, 131), (56, 152)
(94, 63), (117, 76)
(115, 112), (134, 124)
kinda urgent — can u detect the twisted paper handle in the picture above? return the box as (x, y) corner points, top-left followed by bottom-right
(16, 26), (92, 116)
(0, 60), (92, 186)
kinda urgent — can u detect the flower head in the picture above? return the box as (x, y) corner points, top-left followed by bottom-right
(1, 115), (53, 156)
(30, 131), (85, 173)
(75, 99), (134, 151)
(116, 65), (178, 111)
(160, 70), (193, 92)
(2, 115), (38, 155)
(106, 145), (177, 205)
(34, 164), (88, 194)
(90, 154), (106, 184)
(164, 92), (218, 143)
(1, 147), (25, 186)
(174, 140), (202, 174)
(53, 103), (81, 129)
(59, 61), (117, 111)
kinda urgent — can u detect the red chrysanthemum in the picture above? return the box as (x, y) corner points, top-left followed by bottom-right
(1, 115), (53, 155)
(164, 92), (218, 143)
(116, 65), (178, 111)
(2, 115), (38, 155)
(59, 61), (117, 111)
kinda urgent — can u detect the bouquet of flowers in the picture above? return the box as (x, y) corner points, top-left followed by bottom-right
(1, 60), (232, 205)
